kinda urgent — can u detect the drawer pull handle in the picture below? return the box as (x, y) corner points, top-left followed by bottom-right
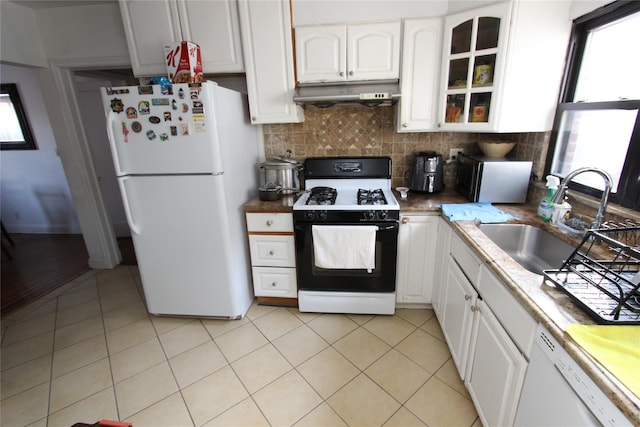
(271, 282), (277, 287)
(402, 217), (409, 224)
(269, 250), (275, 256)
(266, 220), (273, 226)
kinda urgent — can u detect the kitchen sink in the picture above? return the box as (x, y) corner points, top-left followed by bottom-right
(477, 223), (576, 274)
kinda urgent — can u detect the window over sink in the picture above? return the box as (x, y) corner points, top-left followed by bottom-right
(546, 1), (640, 211)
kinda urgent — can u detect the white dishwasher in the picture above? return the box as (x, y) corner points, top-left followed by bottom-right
(514, 325), (631, 427)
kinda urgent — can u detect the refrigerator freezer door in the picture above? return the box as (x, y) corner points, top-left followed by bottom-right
(102, 82), (224, 175)
(119, 174), (253, 317)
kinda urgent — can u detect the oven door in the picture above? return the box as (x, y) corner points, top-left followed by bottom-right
(455, 154), (483, 202)
(295, 221), (399, 293)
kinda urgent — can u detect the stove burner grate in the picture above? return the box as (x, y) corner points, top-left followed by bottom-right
(306, 186), (337, 205)
(358, 188), (387, 206)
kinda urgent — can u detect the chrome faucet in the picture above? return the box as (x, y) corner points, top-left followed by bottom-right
(550, 167), (613, 229)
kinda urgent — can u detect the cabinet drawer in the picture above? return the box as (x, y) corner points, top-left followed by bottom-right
(252, 267), (296, 297)
(450, 233), (482, 284)
(249, 235), (295, 267)
(246, 213), (293, 232)
(477, 265), (536, 357)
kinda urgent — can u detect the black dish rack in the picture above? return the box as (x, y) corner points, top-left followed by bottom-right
(543, 223), (640, 324)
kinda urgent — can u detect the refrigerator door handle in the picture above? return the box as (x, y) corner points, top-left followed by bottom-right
(106, 110), (125, 175)
(118, 177), (141, 235)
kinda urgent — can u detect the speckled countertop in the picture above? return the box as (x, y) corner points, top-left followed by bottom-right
(244, 190), (640, 424)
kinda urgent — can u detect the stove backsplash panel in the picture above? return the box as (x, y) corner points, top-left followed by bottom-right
(262, 106), (550, 191)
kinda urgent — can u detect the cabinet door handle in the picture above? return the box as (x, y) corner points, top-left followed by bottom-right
(266, 220), (273, 226)
(471, 305), (481, 314)
(339, 71), (344, 76)
(464, 294), (472, 301)
(402, 217), (409, 224)
(438, 123), (443, 128)
(349, 70), (354, 76)
(403, 123), (408, 128)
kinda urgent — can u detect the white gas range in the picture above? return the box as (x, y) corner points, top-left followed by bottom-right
(292, 157), (400, 315)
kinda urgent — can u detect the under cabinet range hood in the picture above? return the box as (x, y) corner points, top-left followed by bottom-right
(293, 80), (400, 108)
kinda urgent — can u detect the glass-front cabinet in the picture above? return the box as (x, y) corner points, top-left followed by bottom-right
(438, 3), (510, 130)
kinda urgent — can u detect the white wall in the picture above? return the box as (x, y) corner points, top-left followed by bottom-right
(0, 63), (81, 234)
(569, 0), (612, 19)
(35, 2), (129, 61)
(292, 0), (447, 25)
(0, 1), (47, 67)
(291, 0), (504, 26)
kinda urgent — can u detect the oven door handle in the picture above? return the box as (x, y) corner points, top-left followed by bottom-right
(377, 223), (399, 231)
(295, 222), (399, 232)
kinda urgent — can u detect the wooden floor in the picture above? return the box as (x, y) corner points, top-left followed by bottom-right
(1, 234), (135, 316)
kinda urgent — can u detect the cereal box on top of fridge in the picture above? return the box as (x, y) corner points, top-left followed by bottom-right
(164, 41), (203, 83)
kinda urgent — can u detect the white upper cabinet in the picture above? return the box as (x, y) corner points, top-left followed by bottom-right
(119, 0), (181, 77)
(295, 21), (401, 83)
(119, 0), (244, 77)
(397, 18), (442, 132)
(238, 0), (303, 124)
(295, 25), (346, 83)
(176, 1), (244, 73)
(436, 0), (572, 132)
(437, 2), (509, 132)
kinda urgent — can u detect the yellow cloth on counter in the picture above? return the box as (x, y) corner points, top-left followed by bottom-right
(565, 324), (640, 399)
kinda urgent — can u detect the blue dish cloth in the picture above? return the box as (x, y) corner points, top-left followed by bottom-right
(440, 202), (518, 223)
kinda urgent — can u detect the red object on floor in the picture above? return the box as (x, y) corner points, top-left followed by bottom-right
(98, 421), (133, 427)
(71, 421), (132, 427)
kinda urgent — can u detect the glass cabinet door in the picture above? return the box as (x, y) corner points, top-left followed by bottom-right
(442, 9), (505, 127)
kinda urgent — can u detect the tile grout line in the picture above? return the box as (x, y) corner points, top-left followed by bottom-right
(97, 270), (125, 426)
(44, 289), (60, 427)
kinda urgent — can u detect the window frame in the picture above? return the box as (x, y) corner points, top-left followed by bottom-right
(544, 0), (640, 211)
(0, 83), (37, 151)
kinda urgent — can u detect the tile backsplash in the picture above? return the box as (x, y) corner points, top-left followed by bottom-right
(262, 106), (550, 189)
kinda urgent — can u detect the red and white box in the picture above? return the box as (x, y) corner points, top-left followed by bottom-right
(164, 41), (203, 83)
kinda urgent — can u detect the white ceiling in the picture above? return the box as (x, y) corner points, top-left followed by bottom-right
(8, 0), (115, 9)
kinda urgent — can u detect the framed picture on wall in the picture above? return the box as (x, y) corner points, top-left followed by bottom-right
(1, 83), (37, 150)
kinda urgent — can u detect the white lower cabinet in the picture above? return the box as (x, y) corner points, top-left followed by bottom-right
(439, 256), (478, 378)
(466, 299), (527, 427)
(436, 229), (529, 426)
(245, 212), (296, 298)
(251, 267), (297, 298)
(395, 213), (438, 305)
(432, 217), (452, 316)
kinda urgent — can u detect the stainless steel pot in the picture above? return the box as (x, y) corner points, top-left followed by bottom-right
(259, 157), (303, 195)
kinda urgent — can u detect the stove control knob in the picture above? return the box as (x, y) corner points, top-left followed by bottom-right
(364, 211), (376, 221)
(378, 211), (388, 220)
(317, 211), (328, 221)
(304, 212), (315, 221)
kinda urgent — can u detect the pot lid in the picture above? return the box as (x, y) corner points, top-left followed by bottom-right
(261, 157), (302, 168)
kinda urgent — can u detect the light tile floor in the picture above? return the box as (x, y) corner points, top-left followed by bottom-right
(1, 266), (480, 427)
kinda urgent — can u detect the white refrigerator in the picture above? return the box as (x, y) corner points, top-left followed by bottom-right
(100, 81), (261, 318)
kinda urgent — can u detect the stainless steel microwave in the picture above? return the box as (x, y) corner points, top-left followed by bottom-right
(455, 154), (532, 203)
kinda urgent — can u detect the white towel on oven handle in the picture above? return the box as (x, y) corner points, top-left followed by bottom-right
(312, 225), (377, 272)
